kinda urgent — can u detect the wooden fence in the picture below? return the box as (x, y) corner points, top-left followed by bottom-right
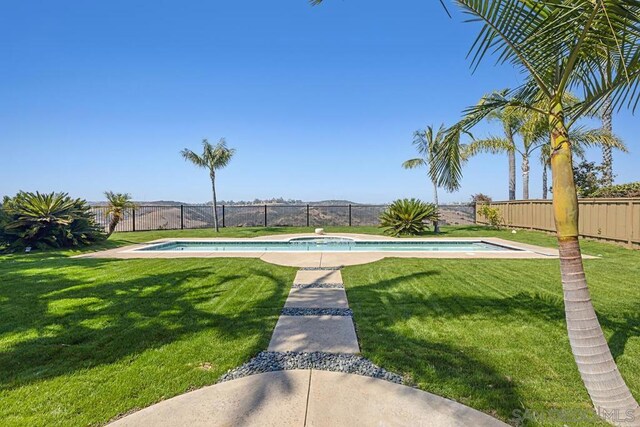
(476, 199), (640, 248)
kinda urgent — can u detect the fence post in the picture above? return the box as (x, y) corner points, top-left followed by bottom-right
(264, 204), (268, 227)
(306, 204), (310, 227)
(222, 205), (225, 228)
(529, 200), (534, 230)
(348, 204), (352, 226)
(628, 201), (634, 248)
(180, 205), (184, 230)
(132, 207), (136, 232)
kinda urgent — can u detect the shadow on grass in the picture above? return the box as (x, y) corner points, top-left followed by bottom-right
(0, 257), (289, 391)
(346, 271), (639, 422)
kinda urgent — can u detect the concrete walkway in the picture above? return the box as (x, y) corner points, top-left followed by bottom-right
(268, 269), (359, 353)
(109, 369), (508, 426)
(108, 267), (509, 426)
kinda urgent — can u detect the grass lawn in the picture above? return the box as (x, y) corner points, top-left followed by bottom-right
(0, 253), (296, 426)
(0, 225), (637, 426)
(341, 228), (640, 426)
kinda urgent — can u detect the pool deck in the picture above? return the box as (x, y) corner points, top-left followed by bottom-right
(76, 233), (592, 267)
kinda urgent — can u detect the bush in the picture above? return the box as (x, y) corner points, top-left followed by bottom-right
(471, 193), (493, 203)
(590, 182), (640, 198)
(379, 198), (439, 236)
(478, 205), (504, 229)
(0, 191), (105, 250)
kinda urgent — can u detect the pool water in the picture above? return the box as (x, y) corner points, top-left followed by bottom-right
(137, 238), (517, 253)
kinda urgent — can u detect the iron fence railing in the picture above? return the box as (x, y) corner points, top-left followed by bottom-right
(90, 203), (475, 233)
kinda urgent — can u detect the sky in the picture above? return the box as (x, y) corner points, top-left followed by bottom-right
(1, 0), (637, 204)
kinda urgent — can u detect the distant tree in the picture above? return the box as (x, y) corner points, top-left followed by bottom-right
(471, 193), (492, 203)
(402, 125), (445, 232)
(464, 94), (625, 200)
(181, 139), (236, 232)
(104, 191), (136, 238)
(573, 161), (608, 198)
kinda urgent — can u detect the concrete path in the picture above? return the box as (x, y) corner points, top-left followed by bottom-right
(109, 369), (508, 427)
(268, 269), (359, 353)
(108, 266), (510, 427)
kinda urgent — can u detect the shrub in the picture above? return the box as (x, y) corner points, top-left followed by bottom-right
(478, 205), (504, 229)
(471, 193), (493, 203)
(379, 198), (439, 236)
(0, 201), (8, 249)
(590, 182), (640, 198)
(0, 191), (105, 250)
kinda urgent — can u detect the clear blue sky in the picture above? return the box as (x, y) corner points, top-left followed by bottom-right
(1, 0), (637, 204)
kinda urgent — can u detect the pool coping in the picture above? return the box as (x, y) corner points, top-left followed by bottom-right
(75, 233), (596, 267)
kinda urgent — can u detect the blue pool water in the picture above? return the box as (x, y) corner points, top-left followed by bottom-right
(137, 237), (518, 253)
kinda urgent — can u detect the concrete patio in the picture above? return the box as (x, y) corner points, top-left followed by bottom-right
(77, 233), (577, 267)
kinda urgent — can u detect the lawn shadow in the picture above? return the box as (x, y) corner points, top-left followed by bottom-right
(346, 270), (640, 422)
(0, 257), (290, 391)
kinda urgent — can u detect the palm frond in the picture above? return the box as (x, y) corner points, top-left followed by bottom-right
(181, 148), (207, 168)
(402, 158), (426, 169)
(568, 126), (628, 151)
(431, 125), (468, 192)
(464, 136), (513, 157)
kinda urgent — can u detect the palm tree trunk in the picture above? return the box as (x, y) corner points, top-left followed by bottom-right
(601, 94), (614, 187)
(508, 149), (516, 200)
(507, 127), (516, 200)
(432, 179), (440, 233)
(522, 154), (530, 200)
(549, 104), (639, 425)
(542, 165), (548, 200)
(210, 172), (219, 232)
(107, 216), (119, 238)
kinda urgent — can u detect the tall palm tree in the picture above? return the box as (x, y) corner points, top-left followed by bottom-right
(402, 125), (446, 233)
(429, 1), (640, 422)
(465, 105), (625, 200)
(601, 94), (615, 186)
(489, 105), (523, 200)
(181, 139), (236, 232)
(104, 191), (135, 238)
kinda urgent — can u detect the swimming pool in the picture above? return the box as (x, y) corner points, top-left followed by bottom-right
(136, 237), (520, 253)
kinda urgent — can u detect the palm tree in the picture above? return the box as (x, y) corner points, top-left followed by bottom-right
(181, 139), (236, 232)
(465, 105), (626, 200)
(430, 1), (640, 421)
(601, 94), (615, 186)
(402, 125), (446, 233)
(104, 191), (135, 238)
(489, 105), (523, 200)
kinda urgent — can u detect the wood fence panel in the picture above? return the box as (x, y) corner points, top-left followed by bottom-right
(476, 198), (640, 248)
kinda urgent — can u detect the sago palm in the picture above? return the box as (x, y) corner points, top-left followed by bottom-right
(104, 191), (136, 238)
(181, 138), (236, 232)
(379, 198), (439, 237)
(402, 125), (447, 233)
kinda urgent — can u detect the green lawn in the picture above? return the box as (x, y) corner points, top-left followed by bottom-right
(341, 228), (640, 426)
(0, 226), (638, 426)
(0, 253), (296, 426)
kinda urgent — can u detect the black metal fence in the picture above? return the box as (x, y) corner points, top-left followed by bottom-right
(90, 204), (475, 233)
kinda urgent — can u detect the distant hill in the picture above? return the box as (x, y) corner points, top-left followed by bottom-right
(92, 199), (363, 206)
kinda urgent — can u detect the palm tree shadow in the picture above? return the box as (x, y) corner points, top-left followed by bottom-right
(346, 271), (523, 420)
(345, 269), (640, 421)
(0, 257), (290, 391)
